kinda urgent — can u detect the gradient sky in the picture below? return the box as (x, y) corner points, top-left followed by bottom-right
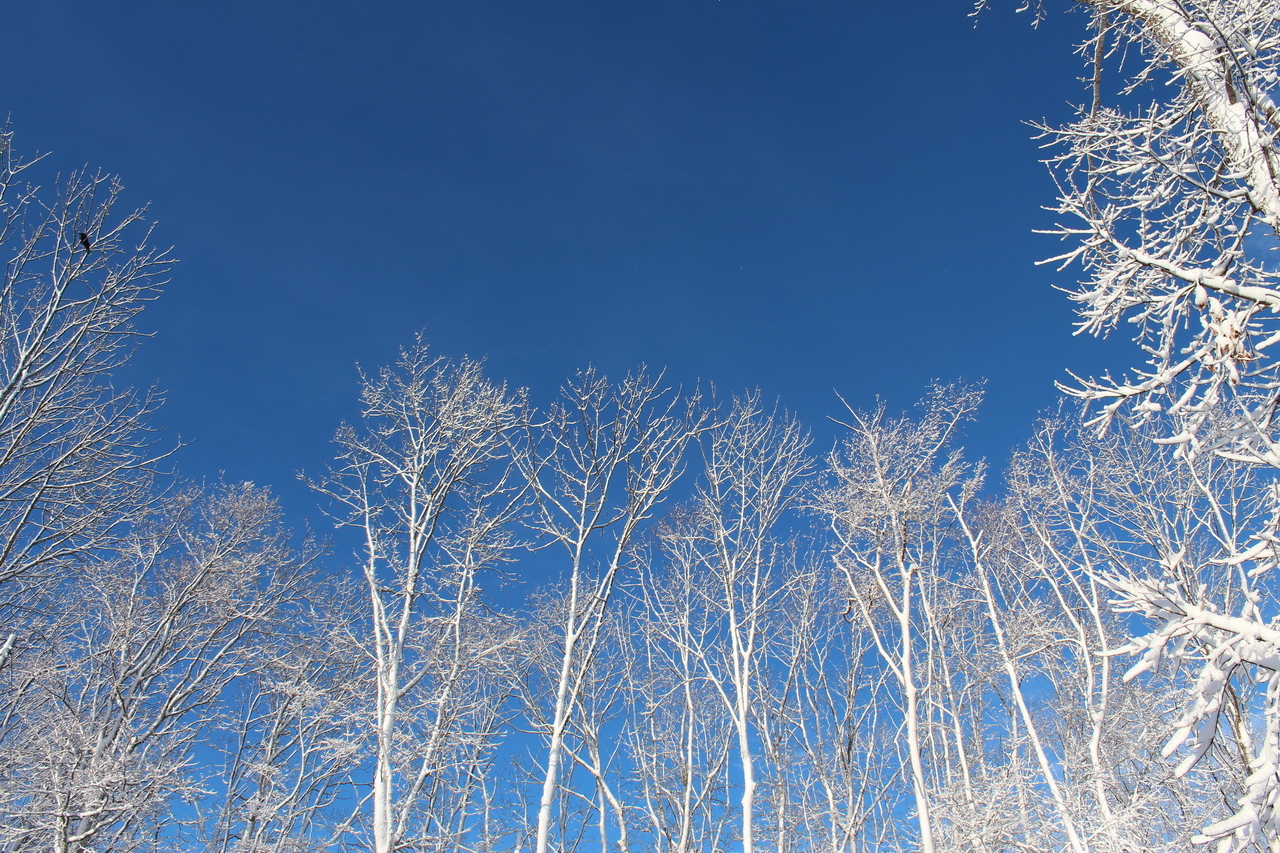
(1, 0), (1132, 527)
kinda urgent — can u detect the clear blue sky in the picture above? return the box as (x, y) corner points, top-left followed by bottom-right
(2, 0), (1130, 525)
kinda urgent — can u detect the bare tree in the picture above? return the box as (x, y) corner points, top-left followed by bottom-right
(513, 369), (705, 853)
(984, 415), (1276, 850)
(672, 397), (812, 853)
(310, 338), (526, 853)
(204, 578), (368, 853)
(983, 2), (1280, 845)
(816, 384), (983, 853)
(999, 0), (1280, 463)
(761, 564), (898, 853)
(0, 127), (171, 660)
(517, 590), (636, 853)
(628, 538), (737, 853)
(0, 483), (314, 853)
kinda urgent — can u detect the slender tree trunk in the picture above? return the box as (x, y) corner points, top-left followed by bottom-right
(899, 565), (935, 853)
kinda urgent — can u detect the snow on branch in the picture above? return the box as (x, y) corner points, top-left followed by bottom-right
(1039, 0), (1280, 463)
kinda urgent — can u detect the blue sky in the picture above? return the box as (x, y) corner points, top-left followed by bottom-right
(2, 0), (1130, 525)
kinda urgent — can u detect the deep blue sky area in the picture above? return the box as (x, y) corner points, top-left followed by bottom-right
(2, 1), (1130, 528)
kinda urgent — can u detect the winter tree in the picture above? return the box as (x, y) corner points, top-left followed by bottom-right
(0, 127), (170, 668)
(512, 369), (705, 853)
(311, 339), (526, 853)
(816, 384), (983, 853)
(626, 396), (812, 853)
(0, 484), (315, 853)
(204, 578), (368, 853)
(1002, 0), (1280, 463)
(980, 1), (1280, 847)
(998, 416), (1249, 851)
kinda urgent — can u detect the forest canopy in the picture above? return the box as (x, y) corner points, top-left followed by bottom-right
(5, 2), (1280, 852)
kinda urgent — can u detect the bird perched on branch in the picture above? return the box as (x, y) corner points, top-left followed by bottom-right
(78, 232), (92, 253)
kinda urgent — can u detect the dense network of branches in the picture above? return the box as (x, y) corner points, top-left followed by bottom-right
(1018, 0), (1280, 465)
(9, 2), (1280, 851)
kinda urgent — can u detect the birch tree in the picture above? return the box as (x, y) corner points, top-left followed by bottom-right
(629, 537), (737, 853)
(204, 580), (368, 853)
(761, 565), (897, 853)
(993, 0), (1280, 463)
(515, 369), (705, 853)
(816, 384), (983, 853)
(676, 398), (812, 853)
(975, 0), (1280, 844)
(1070, 427), (1274, 851)
(311, 340), (526, 853)
(972, 2), (1280, 846)
(1004, 418), (1224, 850)
(975, 414), (1272, 850)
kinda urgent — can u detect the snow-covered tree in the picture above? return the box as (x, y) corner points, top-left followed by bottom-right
(311, 339), (526, 853)
(1005, 0), (1280, 464)
(0, 484), (314, 853)
(638, 397), (812, 853)
(204, 579), (367, 853)
(816, 383), (983, 853)
(512, 368), (705, 853)
(977, 1), (1280, 846)
(0, 127), (170, 667)
(999, 416), (1279, 851)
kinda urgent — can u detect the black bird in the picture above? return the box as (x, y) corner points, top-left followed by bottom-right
(78, 232), (91, 253)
